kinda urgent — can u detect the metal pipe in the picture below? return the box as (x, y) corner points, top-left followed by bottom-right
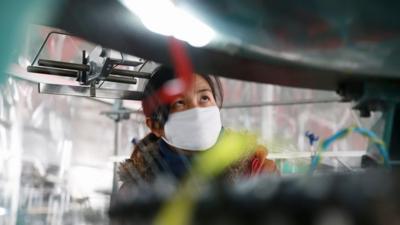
(38, 59), (150, 79)
(38, 83), (144, 100)
(111, 69), (150, 79)
(38, 59), (89, 71)
(105, 75), (137, 84)
(111, 119), (119, 195)
(27, 66), (78, 77)
(222, 98), (345, 109)
(110, 100), (122, 208)
(109, 58), (143, 67)
(28, 66), (137, 84)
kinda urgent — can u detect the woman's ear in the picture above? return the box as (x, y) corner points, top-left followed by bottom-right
(145, 118), (165, 138)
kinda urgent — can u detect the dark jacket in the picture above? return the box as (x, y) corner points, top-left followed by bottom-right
(118, 133), (278, 194)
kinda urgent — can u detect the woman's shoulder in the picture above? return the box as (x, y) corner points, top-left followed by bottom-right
(248, 145), (279, 175)
(222, 129), (279, 176)
(118, 133), (161, 184)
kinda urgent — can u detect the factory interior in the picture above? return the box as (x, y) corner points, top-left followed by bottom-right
(1, 0), (400, 224)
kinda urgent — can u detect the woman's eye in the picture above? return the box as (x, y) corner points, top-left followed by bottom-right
(172, 100), (185, 107)
(200, 95), (210, 102)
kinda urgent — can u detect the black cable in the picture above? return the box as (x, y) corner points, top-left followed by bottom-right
(31, 31), (71, 66)
(138, 60), (149, 72)
(111, 51), (125, 70)
(98, 80), (106, 88)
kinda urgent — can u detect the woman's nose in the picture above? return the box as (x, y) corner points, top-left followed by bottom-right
(186, 97), (200, 109)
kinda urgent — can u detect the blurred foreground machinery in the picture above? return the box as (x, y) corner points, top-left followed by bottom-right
(110, 170), (400, 225)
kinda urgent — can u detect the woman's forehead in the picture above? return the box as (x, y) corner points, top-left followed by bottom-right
(174, 74), (212, 97)
(192, 74), (211, 90)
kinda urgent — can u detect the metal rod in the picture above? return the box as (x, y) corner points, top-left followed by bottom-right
(334, 157), (354, 172)
(38, 83), (144, 100)
(28, 66), (137, 84)
(38, 59), (150, 79)
(110, 117), (120, 207)
(81, 50), (88, 84)
(38, 59), (89, 71)
(100, 109), (143, 115)
(27, 66), (78, 77)
(111, 69), (150, 79)
(109, 58), (143, 67)
(222, 98), (345, 109)
(105, 75), (137, 84)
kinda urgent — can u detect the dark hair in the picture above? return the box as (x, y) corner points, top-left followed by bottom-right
(141, 65), (223, 126)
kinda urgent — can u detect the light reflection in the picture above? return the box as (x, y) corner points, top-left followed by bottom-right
(120, 0), (215, 47)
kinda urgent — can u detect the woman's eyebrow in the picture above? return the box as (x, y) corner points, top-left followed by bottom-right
(197, 88), (212, 93)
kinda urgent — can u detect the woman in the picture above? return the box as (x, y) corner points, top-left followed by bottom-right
(118, 66), (278, 193)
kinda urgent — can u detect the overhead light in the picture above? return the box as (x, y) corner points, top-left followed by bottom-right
(120, 0), (215, 47)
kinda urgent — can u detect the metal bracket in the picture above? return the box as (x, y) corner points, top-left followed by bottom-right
(337, 82), (400, 163)
(38, 83), (143, 100)
(27, 31), (152, 100)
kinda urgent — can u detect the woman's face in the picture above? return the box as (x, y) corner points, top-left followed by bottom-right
(146, 74), (217, 138)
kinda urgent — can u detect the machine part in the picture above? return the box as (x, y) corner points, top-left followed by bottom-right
(383, 104), (400, 161)
(38, 83), (143, 100)
(309, 126), (390, 174)
(27, 66), (78, 77)
(49, 0), (400, 91)
(31, 31), (142, 69)
(27, 66), (138, 84)
(222, 98), (344, 109)
(89, 82), (96, 97)
(98, 57), (117, 80)
(100, 110), (134, 120)
(38, 59), (89, 71)
(37, 59), (150, 79)
(110, 170), (400, 225)
(338, 82), (400, 162)
(267, 150), (365, 159)
(111, 115), (120, 207)
(337, 82), (400, 163)
(29, 31), (149, 89)
(99, 100), (132, 208)
(79, 50), (88, 85)
(107, 58), (143, 67)
(111, 68), (150, 79)
(102, 75), (137, 84)
(26, 30), (156, 101)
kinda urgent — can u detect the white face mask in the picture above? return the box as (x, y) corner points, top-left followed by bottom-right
(162, 106), (222, 151)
